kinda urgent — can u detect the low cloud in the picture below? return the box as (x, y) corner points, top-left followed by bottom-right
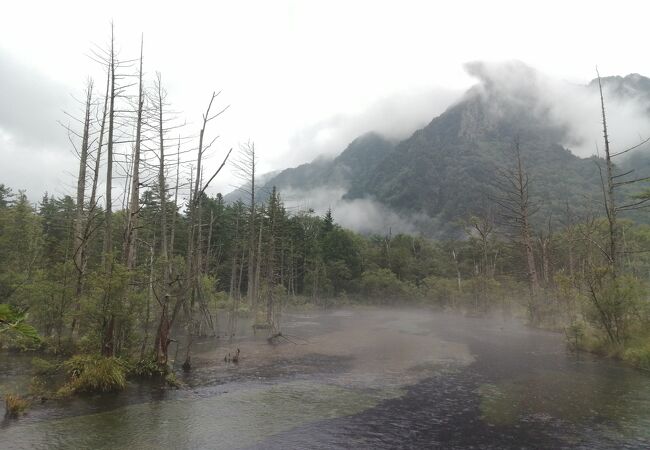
(0, 49), (73, 148)
(0, 128), (77, 197)
(279, 87), (462, 167)
(465, 60), (650, 158)
(0, 49), (77, 197)
(280, 186), (423, 235)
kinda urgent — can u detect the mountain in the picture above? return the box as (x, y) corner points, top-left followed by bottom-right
(589, 73), (650, 107)
(226, 132), (395, 203)
(228, 63), (650, 237)
(346, 77), (604, 235)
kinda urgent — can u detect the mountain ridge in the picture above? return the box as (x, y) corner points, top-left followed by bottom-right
(227, 64), (650, 237)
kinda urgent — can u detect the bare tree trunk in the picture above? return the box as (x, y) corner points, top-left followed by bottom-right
(493, 140), (539, 322)
(238, 246), (245, 301)
(516, 149), (539, 297)
(205, 209), (214, 273)
(169, 138), (181, 258)
(102, 23), (117, 357)
(88, 65), (109, 212)
(103, 23), (116, 263)
(140, 238), (154, 358)
(232, 141), (257, 307)
(153, 73), (171, 366)
(124, 36), (144, 270)
(71, 63), (109, 336)
(228, 213), (240, 338)
(155, 91), (230, 368)
(71, 80), (93, 334)
(255, 219), (263, 309)
(452, 249), (462, 292)
(597, 73), (619, 277)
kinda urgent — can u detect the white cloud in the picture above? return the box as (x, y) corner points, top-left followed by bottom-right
(280, 87), (461, 167)
(281, 186), (423, 235)
(465, 60), (650, 158)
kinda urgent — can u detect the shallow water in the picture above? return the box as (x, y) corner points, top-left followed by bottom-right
(1, 308), (650, 449)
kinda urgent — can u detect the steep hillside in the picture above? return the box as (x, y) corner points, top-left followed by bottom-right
(349, 84), (604, 235)
(227, 132), (394, 202)
(227, 66), (650, 237)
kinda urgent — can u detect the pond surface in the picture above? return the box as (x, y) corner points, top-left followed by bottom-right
(1, 308), (650, 449)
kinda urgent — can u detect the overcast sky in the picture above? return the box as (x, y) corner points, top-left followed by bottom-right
(2, 0), (650, 200)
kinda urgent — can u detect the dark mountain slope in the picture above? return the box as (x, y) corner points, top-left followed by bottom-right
(227, 66), (650, 237)
(347, 86), (603, 235)
(226, 132), (394, 202)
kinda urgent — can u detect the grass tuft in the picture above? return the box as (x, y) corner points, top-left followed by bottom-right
(4, 394), (29, 418)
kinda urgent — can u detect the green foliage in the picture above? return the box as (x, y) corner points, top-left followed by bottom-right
(623, 341), (650, 371)
(565, 321), (586, 351)
(28, 376), (50, 398)
(164, 372), (181, 388)
(420, 276), (460, 307)
(320, 227), (363, 295)
(60, 355), (128, 394)
(31, 357), (58, 376)
(131, 358), (167, 378)
(0, 304), (40, 341)
(1, 167), (649, 377)
(360, 268), (416, 302)
(584, 272), (644, 344)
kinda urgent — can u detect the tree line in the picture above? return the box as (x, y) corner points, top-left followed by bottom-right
(1, 27), (649, 380)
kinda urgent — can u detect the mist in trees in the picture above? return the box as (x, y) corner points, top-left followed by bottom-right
(1, 26), (650, 411)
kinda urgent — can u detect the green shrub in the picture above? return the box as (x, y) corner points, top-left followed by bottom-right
(31, 357), (58, 376)
(42, 336), (77, 356)
(583, 273), (643, 344)
(60, 355), (128, 394)
(623, 342), (650, 371)
(213, 291), (230, 310)
(164, 372), (181, 388)
(131, 358), (166, 378)
(360, 268), (416, 302)
(236, 303), (251, 315)
(28, 376), (49, 398)
(565, 321), (586, 351)
(420, 276), (459, 307)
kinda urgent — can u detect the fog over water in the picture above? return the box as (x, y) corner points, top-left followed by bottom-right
(2, 308), (650, 449)
(2, 3), (650, 449)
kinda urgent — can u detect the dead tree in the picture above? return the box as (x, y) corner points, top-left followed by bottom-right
(70, 61), (110, 336)
(95, 23), (136, 356)
(169, 137), (181, 258)
(71, 80), (94, 319)
(232, 141), (258, 308)
(103, 24), (117, 265)
(228, 201), (244, 338)
(150, 73), (173, 366)
(466, 210), (496, 278)
(181, 91), (231, 369)
(151, 89), (230, 368)
(493, 140), (539, 321)
(123, 36), (145, 270)
(574, 71), (650, 344)
(594, 70), (650, 277)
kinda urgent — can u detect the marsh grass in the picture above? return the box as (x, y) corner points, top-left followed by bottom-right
(59, 355), (128, 395)
(4, 393), (29, 418)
